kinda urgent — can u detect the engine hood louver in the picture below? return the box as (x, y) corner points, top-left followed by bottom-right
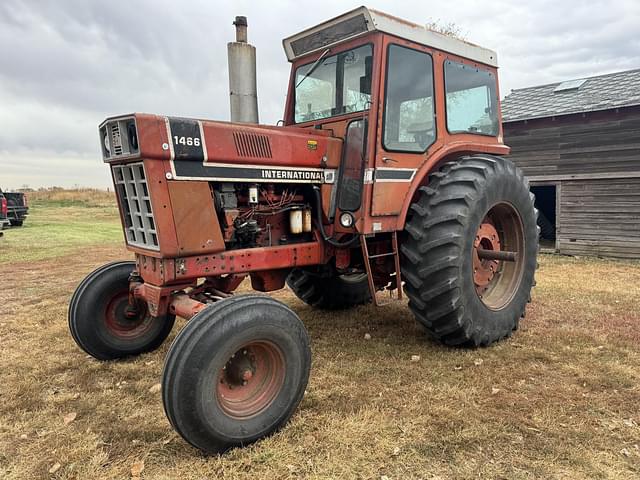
(233, 131), (272, 158)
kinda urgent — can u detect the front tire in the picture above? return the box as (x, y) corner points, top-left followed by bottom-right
(400, 155), (538, 347)
(68, 261), (175, 360)
(162, 295), (311, 454)
(9, 219), (23, 227)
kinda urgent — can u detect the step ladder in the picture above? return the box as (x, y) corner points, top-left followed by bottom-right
(360, 231), (403, 306)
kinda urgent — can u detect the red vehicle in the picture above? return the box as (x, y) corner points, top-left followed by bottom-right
(0, 192), (9, 233)
(69, 7), (538, 454)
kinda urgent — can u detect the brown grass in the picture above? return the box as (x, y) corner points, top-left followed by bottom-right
(0, 201), (639, 479)
(27, 188), (115, 207)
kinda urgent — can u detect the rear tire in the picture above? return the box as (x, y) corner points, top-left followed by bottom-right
(400, 155), (538, 347)
(162, 295), (311, 454)
(287, 268), (371, 310)
(69, 261), (175, 360)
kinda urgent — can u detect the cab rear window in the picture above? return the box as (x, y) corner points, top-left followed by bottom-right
(444, 61), (499, 136)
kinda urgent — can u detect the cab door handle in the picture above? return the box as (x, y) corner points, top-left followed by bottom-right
(382, 157), (398, 164)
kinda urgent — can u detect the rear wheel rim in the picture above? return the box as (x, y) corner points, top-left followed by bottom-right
(216, 341), (285, 419)
(473, 202), (525, 310)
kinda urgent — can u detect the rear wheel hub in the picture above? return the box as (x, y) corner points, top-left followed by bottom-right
(472, 202), (526, 309)
(473, 221), (501, 289)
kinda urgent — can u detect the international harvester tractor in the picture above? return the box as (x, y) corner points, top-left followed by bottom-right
(69, 7), (538, 454)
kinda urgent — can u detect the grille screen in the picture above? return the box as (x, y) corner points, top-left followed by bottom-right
(110, 123), (123, 155)
(112, 162), (159, 250)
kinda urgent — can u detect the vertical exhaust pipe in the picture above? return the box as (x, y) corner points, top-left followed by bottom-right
(228, 16), (259, 123)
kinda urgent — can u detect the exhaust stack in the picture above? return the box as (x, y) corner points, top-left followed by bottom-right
(228, 16), (259, 124)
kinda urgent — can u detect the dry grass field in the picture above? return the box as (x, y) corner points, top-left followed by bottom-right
(1, 191), (639, 479)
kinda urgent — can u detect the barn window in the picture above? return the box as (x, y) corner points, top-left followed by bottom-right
(383, 44), (436, 153)
(444, 60), (498, 136)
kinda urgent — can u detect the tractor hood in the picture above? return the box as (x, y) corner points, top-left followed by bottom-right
(100, 113), (342, 184)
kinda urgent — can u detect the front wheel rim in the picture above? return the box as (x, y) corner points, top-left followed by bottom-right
(104, 291), (153, 339)
(473, 202), (526, 310)
(216, 341), (286, 419)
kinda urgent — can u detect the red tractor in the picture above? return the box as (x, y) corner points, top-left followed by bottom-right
(69, 7), (538, 454)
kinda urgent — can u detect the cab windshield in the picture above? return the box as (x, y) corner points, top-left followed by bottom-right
(294, 44), (373, 123)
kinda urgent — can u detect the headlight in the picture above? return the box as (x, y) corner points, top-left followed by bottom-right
(339, 212), (354, 228)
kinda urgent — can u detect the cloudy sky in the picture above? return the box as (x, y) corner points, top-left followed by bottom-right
(1, 0), (638, 189)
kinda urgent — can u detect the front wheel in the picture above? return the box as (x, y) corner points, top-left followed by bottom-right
(400, 155), (538, 347)
(162, 295), (311, 454)
(68, 261), (175, 360)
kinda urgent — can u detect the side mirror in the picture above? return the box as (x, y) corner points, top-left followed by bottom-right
(360, 76), (371, 95)
(359, 56), (373, 95)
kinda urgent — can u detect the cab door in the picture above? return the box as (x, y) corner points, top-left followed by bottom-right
(371, 41), (441, 216)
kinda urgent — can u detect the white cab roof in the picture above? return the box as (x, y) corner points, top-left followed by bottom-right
(283, 6), (498, 67)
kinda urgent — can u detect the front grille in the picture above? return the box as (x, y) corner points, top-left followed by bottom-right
(233, 131), (272, 158)
(100, 116), (139, 160)
(112, 162), (159, 250)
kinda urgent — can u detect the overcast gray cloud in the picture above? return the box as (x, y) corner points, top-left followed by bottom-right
(0, 0), (638, 188)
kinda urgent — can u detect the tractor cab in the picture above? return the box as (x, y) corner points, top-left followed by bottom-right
(282, 7), (507, 228)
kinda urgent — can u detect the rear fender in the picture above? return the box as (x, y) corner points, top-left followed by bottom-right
(395, 142), (509, 230)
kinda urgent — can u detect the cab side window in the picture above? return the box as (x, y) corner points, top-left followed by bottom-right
(383, 45), (435, 153)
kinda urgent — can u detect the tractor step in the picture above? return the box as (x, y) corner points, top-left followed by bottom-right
(360, 231), (403, 306)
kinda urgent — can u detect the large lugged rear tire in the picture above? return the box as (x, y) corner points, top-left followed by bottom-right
(400, 155), (538, 347)
(287, 268), (371, 310)
(69, 261), (175, 360)
(162, 295), (311, 454)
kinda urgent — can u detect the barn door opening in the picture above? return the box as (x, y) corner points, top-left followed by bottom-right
(531, 184), (557, 251)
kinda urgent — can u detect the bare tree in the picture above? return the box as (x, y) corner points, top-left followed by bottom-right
(425, 19), (466, 40)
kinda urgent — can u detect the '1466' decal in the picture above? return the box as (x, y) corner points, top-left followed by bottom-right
(173, 136), (201, 147)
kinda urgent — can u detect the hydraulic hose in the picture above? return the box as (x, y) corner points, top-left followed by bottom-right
(312, 186), (360, 248)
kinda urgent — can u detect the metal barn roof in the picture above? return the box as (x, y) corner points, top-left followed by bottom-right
(282, 6), (498, 67)
(502, 68), (640, 122)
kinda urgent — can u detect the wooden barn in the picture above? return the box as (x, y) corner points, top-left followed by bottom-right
(502, 68), (640, 259)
